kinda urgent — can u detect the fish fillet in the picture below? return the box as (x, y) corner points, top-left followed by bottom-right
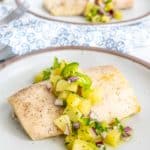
(9, 82), (63, 140)
(86, 66), (140, 123)
(8, 65), (140, 140)
(113, 0), (134, 9)
(43, 0), (87, 16)
(43, 0), (133, 17)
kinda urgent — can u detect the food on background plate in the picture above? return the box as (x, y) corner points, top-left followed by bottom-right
(43, 0), (87, 16)
(114, 0), (134, 9)
(43, 0), (134, 23)
(9, 58), (140, 149)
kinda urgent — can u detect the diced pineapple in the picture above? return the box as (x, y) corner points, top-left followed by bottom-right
(51, 59), (66, 75)
(78, 100), (91, 116)
(65, 134), (77, 150)
(104, 2), (114, 12)
(89, 88), (102, 105)
(50, 74), (62, 85)
(81, 88), (91, 98)
(58, 91), (70, 100)
(104, 129), (121, 147)
(63, 106), (82, 122)
(113, 10), (122, 20)
(34, 72), (44, 83)
(78, 126), (97, 142)
(101, 15), (110, 23)
(67, 93), (81, 107)
(56, 80), (78, 93)
(72, 139), (98, 150)
(101, 121), (108, 130)
(52, 68), (62, 75)
(54, 115), (72, 135)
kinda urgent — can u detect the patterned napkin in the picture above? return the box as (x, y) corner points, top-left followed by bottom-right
(0, 4), (150, 61)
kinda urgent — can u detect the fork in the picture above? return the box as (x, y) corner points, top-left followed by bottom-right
(0, 43), (16, 63)
(0, 0), (29, 26)
(0, 1), (29, 63)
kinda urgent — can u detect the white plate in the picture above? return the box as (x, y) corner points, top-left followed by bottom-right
(16, 0), (150, 24)
(0, 47), (150, 150)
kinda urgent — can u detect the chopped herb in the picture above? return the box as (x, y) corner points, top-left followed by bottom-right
(43, 68), (51, 80)
(53, 57), (60, 69)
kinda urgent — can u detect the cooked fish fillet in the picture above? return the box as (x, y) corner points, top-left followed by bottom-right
(113, 0), (134, 9)
(9, 65), (140, 140)
(9, 82), (63, 140)
(43, 0), (87, 16)
(86, 66), (140, 123)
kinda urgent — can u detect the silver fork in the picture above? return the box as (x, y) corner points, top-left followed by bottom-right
(0, 1), (29, 63)
(0, 43), (16, 63)
(0, 0), (29, 26)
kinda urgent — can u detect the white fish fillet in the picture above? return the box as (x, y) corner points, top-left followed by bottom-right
(8, 65), (140, 140)
(113, 0), (134, 9)
(85, 66), (140, 123)
(43, 0), (134, 17)
(9, 82), (63, 140)
(43, 0), (87, 16)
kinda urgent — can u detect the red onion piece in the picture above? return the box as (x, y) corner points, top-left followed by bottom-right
(96, 141), (104, 147)
(124, 126), (132, 133)
(68, 76), (79, 82)
(92, 127), (98, 135)
(99, 8), (105, 15)
(73, 122), (80, 129)
(122, 126), (133, 138)
(54, 99), (64, 106)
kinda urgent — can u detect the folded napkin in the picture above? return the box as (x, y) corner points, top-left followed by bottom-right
(0, 4), (150, 61)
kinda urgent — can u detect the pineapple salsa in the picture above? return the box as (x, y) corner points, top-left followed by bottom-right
(34, 58), (132, 150)
(84, 0), (122, 23)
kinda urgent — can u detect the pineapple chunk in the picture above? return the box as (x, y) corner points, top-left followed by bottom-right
(82, 88), (102, 105)
(104, 129), (121, 147)
(54, 115), (72, 135)
(63, 106), (82, 122)
(67, 93), (81, 107)
(72, 139), (98, 150)
(50, 74), (62, 85)
(58, 91), (70, 100)
(78, 126), (97, 142)
(65, 134), (77, 150)
(56, 80), (78, 93)
(34, 72), (44, 83)
(78, 100), (91, 116)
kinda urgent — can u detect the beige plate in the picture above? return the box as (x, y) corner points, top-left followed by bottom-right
(15, 0), (150, 25)
(0, 47), (150, 150)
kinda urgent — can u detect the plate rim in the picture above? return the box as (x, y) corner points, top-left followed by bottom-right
(0, 46), (150, 70)
(16, 0), (150, 26)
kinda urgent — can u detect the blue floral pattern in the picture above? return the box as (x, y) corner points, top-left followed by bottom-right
(0, 4), (150, 58)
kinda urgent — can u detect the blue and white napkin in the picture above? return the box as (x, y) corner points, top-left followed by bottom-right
(0, 4), (150, 61)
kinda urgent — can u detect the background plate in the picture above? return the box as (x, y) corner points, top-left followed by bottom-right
(16, 0), (150, 24)
(0, 47), (150, 150)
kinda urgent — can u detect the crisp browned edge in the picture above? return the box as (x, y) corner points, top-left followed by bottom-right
(16, 0), (150, 26)
(0, 46), (150, 70)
